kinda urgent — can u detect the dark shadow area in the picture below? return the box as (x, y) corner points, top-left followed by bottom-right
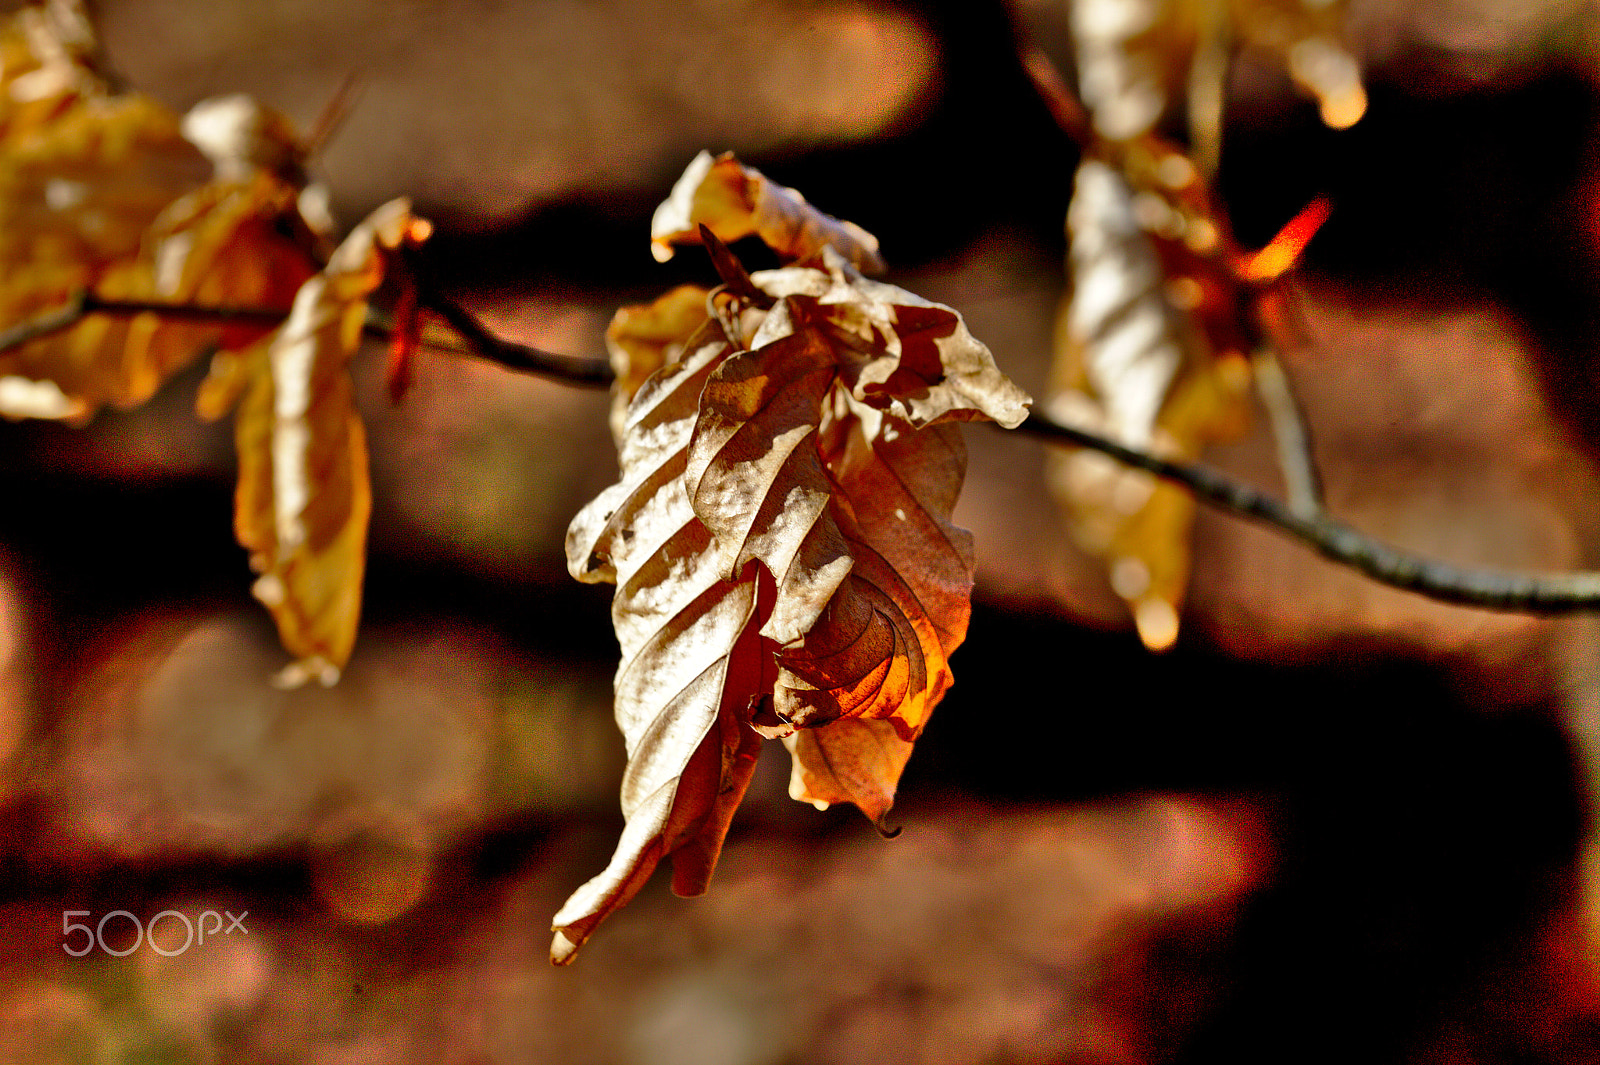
(419, 0), (1076, 298)
(911, 602), (1592, 1064)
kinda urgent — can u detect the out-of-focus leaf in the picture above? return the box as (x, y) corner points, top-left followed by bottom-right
(0, 6), (320, 420)
(202, 199), (430, 688)
(1068, 0), (1365, 151)
(1052, 0), (1349, 649)
(1046, 156), (1252, 651)
(1234, 0), (1366, 130)
(650, 150), (886, 274)
(557, 212), (1028, 962)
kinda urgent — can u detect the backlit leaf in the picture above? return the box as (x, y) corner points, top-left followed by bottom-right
(0, 5), (320, 419)
(556, 211), (1027, 962)
(1046, 156), (1252, 651)
(202, 199), (430, 687)
(783, 717), (913, 828)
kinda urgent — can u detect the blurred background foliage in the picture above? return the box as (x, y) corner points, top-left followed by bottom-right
(3, 0), (1600, 1061)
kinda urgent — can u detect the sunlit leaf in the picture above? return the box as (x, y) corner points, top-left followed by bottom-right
(0, 6), (321, 419)
(602, 282), (711, 444)
(556, 226), (1028, 962)
(202, 199), (430, 687)
(783, 716), (913, 828)
(650, 150), (887, 274)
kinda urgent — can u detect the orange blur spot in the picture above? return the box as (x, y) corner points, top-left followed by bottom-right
(1237, 197), (1332, 283)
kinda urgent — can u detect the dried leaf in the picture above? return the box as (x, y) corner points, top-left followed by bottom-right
(603, 282), (711, 444)
(557, 243), (1028, 963)
(783, 717), (913, 829)
(650, 150), (886, 274)
(1234, 0), (1365, 130)
(1053, 0), (1349, 649)
(1067, 0), (1364, 151)
(205, 199), (429, 687)
(1046, 157), (1252, 651)
(0, 6), (320, 419)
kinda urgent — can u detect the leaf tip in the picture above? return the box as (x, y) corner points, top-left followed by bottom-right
(272, 656), (341, 689)
(549, 930), (581, 966)
(1133, 596), (1180, 652)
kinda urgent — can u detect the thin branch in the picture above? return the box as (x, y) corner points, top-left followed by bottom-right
(1014, 411), (1600, 614)
(402, 249), (617, 387)
(1251, 348), (1324, 519)
(0, 291), (88, 351)
(1020, 45), (1094, 148)
(0, 292), (288, 356)
(9, 289), (1600, 614)
(0, 287), (614, 387)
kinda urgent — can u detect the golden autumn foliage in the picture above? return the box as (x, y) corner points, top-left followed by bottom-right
(198, 199), (430, 687)
(0, 5), (321, 421)
(554, 156), (1029, 963)
(0, 2), (435, 684)
(0, 0), (1389, 983)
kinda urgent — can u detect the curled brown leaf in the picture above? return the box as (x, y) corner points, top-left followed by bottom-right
(650, 150), (886, 274)
(557, 238), (1028, 963)
(202, 199), (430, 686)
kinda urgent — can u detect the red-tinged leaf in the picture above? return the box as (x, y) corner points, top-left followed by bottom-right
(1047, 157), (1253, 651)
(783, 715), (914, 834)
(385, 271), (421, 405)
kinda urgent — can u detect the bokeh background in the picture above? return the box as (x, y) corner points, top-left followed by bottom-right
(3, 0), (1600, 1061)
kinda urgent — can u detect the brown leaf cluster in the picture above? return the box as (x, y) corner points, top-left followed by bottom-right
(1048, 1), (1358, 649)
(0, 3), (436, 684)
(0, 3), (321, 421)
(556, 155), (1029, 963)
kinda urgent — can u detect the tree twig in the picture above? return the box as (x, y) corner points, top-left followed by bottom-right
(1251, 348), (1324, 519)
(0, 292), (289, 355)
(403, 251), (617, 387)
(1013, 412), (1600, 614)
(0, 287), (614, 387)
(8, 289), (1600, 615)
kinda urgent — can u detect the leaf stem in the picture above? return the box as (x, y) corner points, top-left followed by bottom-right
(1251, 348), (1325, 520)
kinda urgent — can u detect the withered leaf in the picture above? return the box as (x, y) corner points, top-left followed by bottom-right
(200, 199), (430, 687)
(1046, 156), (1252, 651)
(602, 282), (711, 444)
(783, 716), (914, 828)
(1068, 0), (1364, 150)
(556, 244), (1028, 963)
(0, 5), (320, 420)
(650, 150), (886, 274)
